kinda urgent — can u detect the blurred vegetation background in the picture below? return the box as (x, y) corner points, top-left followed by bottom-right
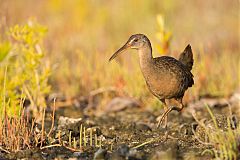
(0, 0), (239, 113)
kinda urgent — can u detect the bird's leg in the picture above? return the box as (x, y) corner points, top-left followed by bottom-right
(173, 98), (184, 112)
(157, 99), (168, 128)
(163, 103), (168, 128)
(157, 98), (184, 128)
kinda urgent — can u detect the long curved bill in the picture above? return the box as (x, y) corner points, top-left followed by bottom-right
(109, 43), (130, 62)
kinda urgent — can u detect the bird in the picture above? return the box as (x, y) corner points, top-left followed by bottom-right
(109, 34), (194, 128)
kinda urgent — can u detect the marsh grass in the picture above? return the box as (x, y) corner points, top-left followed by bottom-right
(0, 101), (103, 153)
(66, 124), (102, 151)
(1, 1), (239, 111)
(0, 96), (55, 153)
(193, 105), (240, 159)
(48, 12), (239, 111)
(0, 107), (36, 152)
(54, 14), (239, 111)
(193, 48), (240, 97)
(0, 21), (51, 118)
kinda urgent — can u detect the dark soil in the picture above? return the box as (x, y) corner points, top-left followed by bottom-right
(1, 94), (239, 160)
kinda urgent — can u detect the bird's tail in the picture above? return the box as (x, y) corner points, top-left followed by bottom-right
(179, 44), (193, 71)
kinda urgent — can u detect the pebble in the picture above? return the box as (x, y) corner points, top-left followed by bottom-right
(105, 97), (140, 112)
(94, 148), (107, 160)
(135, 122), (152, 132)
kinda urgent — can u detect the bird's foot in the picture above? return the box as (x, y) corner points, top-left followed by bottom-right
(156, 106), (175, 128)
(161, 130), (179, 142)
(156, 115), (167, 129)
(161, 130), (169, 142)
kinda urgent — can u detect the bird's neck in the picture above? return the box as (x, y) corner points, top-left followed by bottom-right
(138, 44), (153, 70)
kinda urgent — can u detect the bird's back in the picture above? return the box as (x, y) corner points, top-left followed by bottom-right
(144, 56), (194, 99)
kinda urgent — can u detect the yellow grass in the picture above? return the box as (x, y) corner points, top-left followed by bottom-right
(0, 0), (239, 109)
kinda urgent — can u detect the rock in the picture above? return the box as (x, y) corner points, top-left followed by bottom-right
(56, 116), (84, 141)
(110, 144), (146, 160)
(94, 148), (107, 160)
(105, 97), (141, 112)
(150, 140), (178, 160)
(111, 144), (129, 159)
(127, 148), (146, 160)
(134, 122), (152, 132)
(73, 151), (82, 157)
(58, 116), (83, 130)
(150, 150), (174, 160)
(117, 144), (130, 157)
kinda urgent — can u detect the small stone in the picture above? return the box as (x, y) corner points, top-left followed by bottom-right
(135, 123), (152, 132)
(127, 148), (146, 160)
(73, 151), (82, 157)
(58, 116), (82, 130)
(110, 144), (130, 160)
(68, 158), (78, 160)
(94, 148), (107, 160)
(116, 144), (130, 157)
(150, 150), (174, 160)
(105, 97), (140, 112)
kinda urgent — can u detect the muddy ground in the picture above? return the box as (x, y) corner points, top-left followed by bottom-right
(1, 91), (240, 160)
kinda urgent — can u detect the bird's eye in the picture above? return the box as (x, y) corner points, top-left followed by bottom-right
(133, 39), (138, 42)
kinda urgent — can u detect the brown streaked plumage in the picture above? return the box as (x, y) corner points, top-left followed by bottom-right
(109, 34), (194, 128)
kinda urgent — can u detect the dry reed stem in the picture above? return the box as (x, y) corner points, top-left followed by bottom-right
(95, 134), (98, 147)
(40, 107), (46, 148)
(47, 98), (56, 137)
(0, 146), (10, 154)
(84, 127), (86, 146)
(90, 128), (93, 146)
(79, 124), (82, 148)
(69, 131), (72, 147)
(40, 144), (62, 150)
(132, 138), (157, 149)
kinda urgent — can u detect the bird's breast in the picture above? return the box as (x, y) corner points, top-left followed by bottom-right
(141, 65), (181, 99)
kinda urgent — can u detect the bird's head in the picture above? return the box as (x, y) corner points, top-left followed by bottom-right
(109, 34), (150, 61)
